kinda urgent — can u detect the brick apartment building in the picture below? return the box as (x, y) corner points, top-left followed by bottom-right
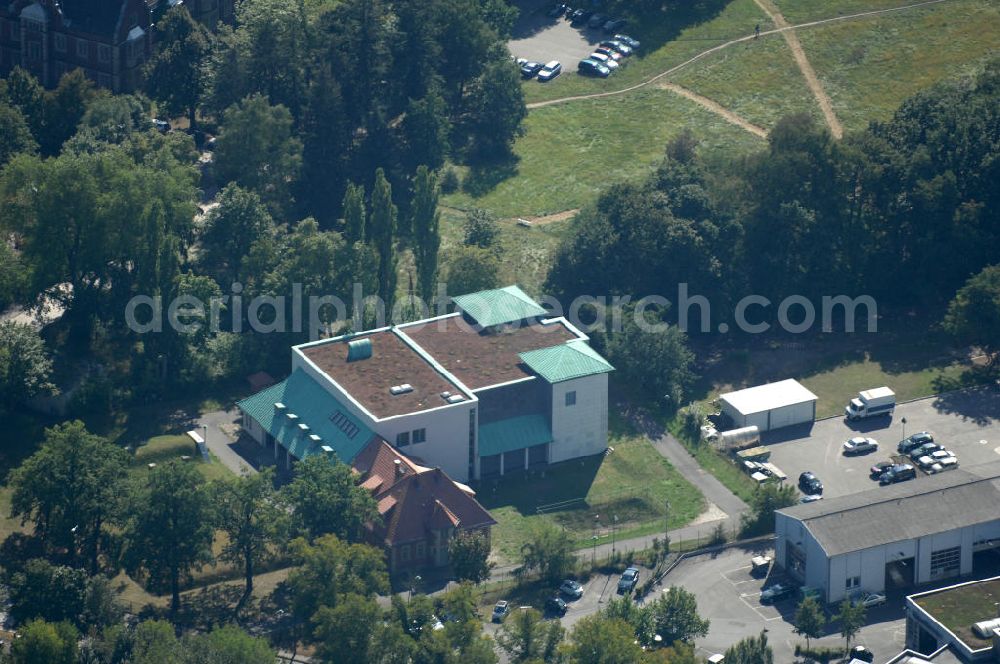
(0, 0), (233, 93)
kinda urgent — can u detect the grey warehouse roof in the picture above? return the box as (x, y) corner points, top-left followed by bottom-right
(777, 460), (1000, 557)
(720, 379), (818, 415)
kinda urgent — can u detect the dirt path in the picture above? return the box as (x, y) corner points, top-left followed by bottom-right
(514, 209), (580, 226)
(658, 83), (768, 138)
(752, 0), (845, 138)
(525, 0), (953, 113)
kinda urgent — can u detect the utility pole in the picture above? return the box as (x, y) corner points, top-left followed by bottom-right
(592, 514), (599, 567)
(901, 416), (908, 442)
(612, 515), (618, 555)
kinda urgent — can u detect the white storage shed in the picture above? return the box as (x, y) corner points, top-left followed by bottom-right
(719, 379), (818, 432)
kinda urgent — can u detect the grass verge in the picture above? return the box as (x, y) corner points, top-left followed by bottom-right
(480, 413), (706, 565)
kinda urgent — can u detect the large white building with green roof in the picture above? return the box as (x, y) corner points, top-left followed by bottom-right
(237, 286), (614, 482)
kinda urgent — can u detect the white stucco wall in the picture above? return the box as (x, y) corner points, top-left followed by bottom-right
(375, 405), (475, 482)
(549, 373), (609, 464)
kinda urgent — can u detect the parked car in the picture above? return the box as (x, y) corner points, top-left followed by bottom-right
(152, 118), (170, 134)
(618, 567), (640, 593)
(491, 601), (510, 623)
(843, 436), (879, 455)
(798, 471), (823, 495)
(870, 460), (894, 479)
(603, 18), (627, 33)
(930, 457), (959, 473)
(578, 58), (611, 77)
(917, 450), (955, 470)
(760, 583), (793, 603)
(897, 431), (934, 454)
(600, 39), (633, 56)
(571, 9), (593, 25)
(851, 645), (875, 663)
(520, 61), (544, 79)
(799, 494), (823, 503)
(537, 60), (563, 81)
(614, 34), (640, 50)
(594, 46), (623, 61)
(909, 442), (942, 461)
(851, 590), (887, 608)
(548, 3), (568, 17)
(559, 579), (584, 599)
(587, 13), (606, 29)
(880, 463), (916, 485)
(588, 52), (619, 70)
(545, 596), (568, 616)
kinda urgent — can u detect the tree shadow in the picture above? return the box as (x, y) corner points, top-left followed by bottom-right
(462, 154), (521, 198)
(931, 382), (1000, 426)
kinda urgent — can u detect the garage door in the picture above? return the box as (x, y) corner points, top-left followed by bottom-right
(744, 411), (771, 432)
(767, 402), (814, 430)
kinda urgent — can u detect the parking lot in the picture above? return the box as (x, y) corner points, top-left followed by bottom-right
(667, 546), (907, 661)
(508, 3), (627, 77)
(762, 387), (1000, 500)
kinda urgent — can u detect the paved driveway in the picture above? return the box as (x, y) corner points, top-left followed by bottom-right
(763, 387), (1000, 500)
(666, 546), (906, 661)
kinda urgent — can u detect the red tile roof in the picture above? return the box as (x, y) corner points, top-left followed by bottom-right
(352, 439), (496, 547)
(400, 315), (580, 390)
(299, 329), (464, 419)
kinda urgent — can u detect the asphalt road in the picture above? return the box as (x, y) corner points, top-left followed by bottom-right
(764, 387), (1000, 500)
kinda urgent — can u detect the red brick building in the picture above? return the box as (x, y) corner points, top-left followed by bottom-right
(0, 0), (152, 92)
(0, 0), (234, 93)
(351, 438), (496, 575)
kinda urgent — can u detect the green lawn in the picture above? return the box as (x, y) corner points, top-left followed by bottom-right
(130, 434), (235, 483)
(442, 87), (763, 218)
(671, 26), (823, 129)
(799, 0), (999, 132)
(480, 414), (706, 565)
(773, 0), (951, 24)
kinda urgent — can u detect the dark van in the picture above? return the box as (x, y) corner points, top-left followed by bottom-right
(880, 464), (916, 485)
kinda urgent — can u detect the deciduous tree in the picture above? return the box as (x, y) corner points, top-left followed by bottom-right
(647, 586), (710, 645)
(212, 467), (285, 606)
(280, 451), (379, 541)
(794, 596), (826, 650)
(144, 5), (212, 128)
(8, 421), (128, 570)
(123, 460), (215, 618)
(944, 264), (1000, 369)
(412, 166), (442, 305)
(835, 599), (865, 650)
(449, 530), (493, 584)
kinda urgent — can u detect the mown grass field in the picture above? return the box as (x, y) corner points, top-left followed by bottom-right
(799, 0), (999, 131)
(442, 87), (763, 218)
(444, 0), (996, 221)
(479, 413), (706, 565)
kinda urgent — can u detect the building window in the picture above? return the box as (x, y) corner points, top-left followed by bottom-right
(329, 411), (360, 439)
(400, 545), (410, 562)
(845, 576), (860, 590)
(565, 391), (577, 407)
(930, 546), (961, 579)
(28, 42), (40, 60)
(396, 431), (410, 447)
(76, 39), (88, 59)
(98, 44), (111, 63)
(54, 34), (66, 53)
(415, 542), (425, 559)
(413, 428), (426, 444)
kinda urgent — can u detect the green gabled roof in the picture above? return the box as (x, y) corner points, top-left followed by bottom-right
(518, 340), (614, 384)
(452, 285), (547, 328)
(478, 414), (553, 457)
(236, 368), (373, 463)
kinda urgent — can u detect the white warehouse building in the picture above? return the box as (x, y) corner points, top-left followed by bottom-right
(719, 379), (818, 432)
(775, 461), (1000, 604)
(237, 286), (613, 483)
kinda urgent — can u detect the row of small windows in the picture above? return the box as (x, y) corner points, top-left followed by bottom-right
(329, 411), (360, 439)
(396, 428), (426, 448)
(399, 541), (428, 562)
